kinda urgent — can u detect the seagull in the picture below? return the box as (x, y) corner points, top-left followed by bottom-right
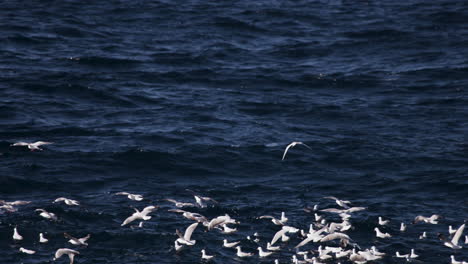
(258, 212), (288, 225)
(11, 141), (53, 151)
(19, 247), (36, 254)
(115, 192), (143, 201)
(176, 222), (198, 246)
(208, 214), (236, 230)
(168, 209), (208, 224)
(39, 233), (48, 243)
(164, 199), (195, 208)
(323, 196), (351, 209)
(201, 249), (214, 260)
(121, 205), (158, 226)
(54, 197), (80, 206)
(400, 222), (406, 232)
(396, 251), (409, 258)
(258, 247), (274, 257)
(235, 246), (254, 257)
(374, 227), (391, 238)
(409, 249), (419, 259)
(54, 248), (79, 264)
(282, 141), (312, 160)
(465, 235), (468, 244)
(451, 255), (468, 264)
(413, 214), (442, 224)
(193, 195), (218, 208)
(439, 223), (465, 249)
(378, 217), (389, 226)
(320, 232), (350, 242)
(419, 231), (427, 239)
(64, 233), (91, 246)
(271, 226), (299, 245)
(222, 239), (240, 248)
(35, 209), (58, 221)
(13, 227), (23, 241)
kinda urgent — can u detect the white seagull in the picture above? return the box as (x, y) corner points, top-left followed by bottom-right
(54, 248), (79, 264)
(374, 227), (391, 238)
(258, 212), (288, 225)
(39, 233), (48, 243)
(223, 239), (240, 248)
(19, 247), (36, 254)
(11, 141), (53, 151)
(35, 209), (58, 221)
(258, 247), (274, 257)
(176, 222), (198, 246)
(201, 249), (214, 260)
(413, 214), (442, 224)
(400, 222), (406, 232)
(378, 217), (389, 226)
(13, 227), (23, 241)
(121, 205), (158, 226)
(439, 223), (465, 249)
(164, 198), (195, 208)
(64, 233), (91, 246)
(282, 141), (312, 160)
(235, 246), (254, 257)
(115, 192), (144, 201)
(54, 197), (80, 206)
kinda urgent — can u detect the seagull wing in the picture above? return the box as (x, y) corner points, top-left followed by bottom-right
(32, 141), (53, 147)
(208, 216), (227, 230)
(320, 208), (344, 213)
(320, 232), (350, 242)
(11, 142), (29, 146)
(295, 236), (314, 248)
(282, 143), (294, 160)
(141, 205), (158, 215)
(115, 192), (129, 196)
(271, 229), (287, 245)
(299, 142), (312, 150)
(451, 223), (465, 245)
(164, 198), (177, 204)
(345, 207), (366, 213)
(121, 214), (138, 226)
(323, 196), (338, 201)
(168, 209), (186, 213)
(80, 234), (91, 243)
(259, 215), (275, 219)
(184, 222), (198, 241)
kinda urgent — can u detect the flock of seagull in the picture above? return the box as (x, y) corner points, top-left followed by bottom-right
(4, 141), (468, 263)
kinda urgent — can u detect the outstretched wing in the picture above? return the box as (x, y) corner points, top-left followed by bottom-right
(271, 229), (287, 245)
(184, 222), (199, 241)
(282, 143), (294, 160)
(451, 223), (465, 245)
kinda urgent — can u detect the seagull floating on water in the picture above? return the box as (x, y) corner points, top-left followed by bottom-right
(374, 227), (391, 238)
(235, 246), (254, 257)
(223, 239), (240, 248)
(11, 141), (53, 151)
(201, 249), (214, 260)
(19, 247), (35, 254)
(258, 212), (288, 225)
(282, 141), (312, 160)
(39, 232), (48, 243)
(13, 227), (23, 241)
(413, 214), (442, 224)
(451, 255), (468, 264)
(378, 217), (389, 226)
(258, 247), (274, 257)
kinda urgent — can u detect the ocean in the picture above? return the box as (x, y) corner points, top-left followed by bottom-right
(0, 0), (467, 263)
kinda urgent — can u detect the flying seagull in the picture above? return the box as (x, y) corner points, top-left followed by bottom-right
(282, 142), (311, 160)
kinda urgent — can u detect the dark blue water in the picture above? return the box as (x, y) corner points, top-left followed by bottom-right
(1, 0), (467, 263)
